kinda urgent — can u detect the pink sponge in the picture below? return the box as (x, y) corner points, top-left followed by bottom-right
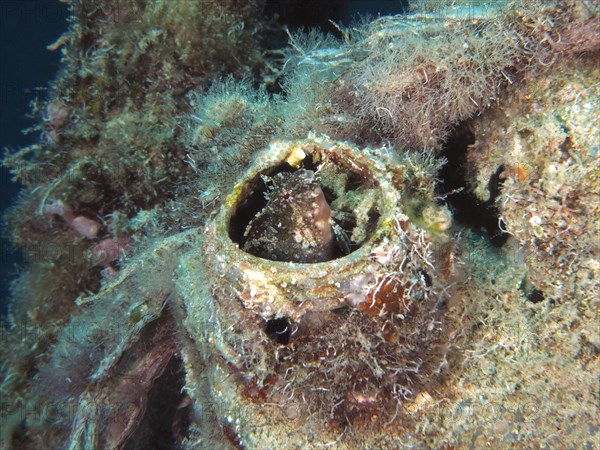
(70, 216), (101, 240)
(43, 199), (100, 239)
(91, 238), (131, 267)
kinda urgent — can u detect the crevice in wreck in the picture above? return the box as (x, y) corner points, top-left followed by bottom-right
(123, 354), (190, 450)
(437, 125), (510, 247)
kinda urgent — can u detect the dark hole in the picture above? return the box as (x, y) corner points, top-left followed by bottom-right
(321, 184), (337, 204)
(265, 317), (292, 345)
(8, 421), (34, 449)
(488, 165), (506, 203)
(228, 173), (270, 246)
(437, 125), (510, 247)
(228, 160), (299, 245)
(519, 279), (546, 305)
(559, 134), (574, 156)
(124, 354), (190, 450)
(419, 269), (432, 287)
(345, 171), (365, 191)
(526, 288), (545, 304)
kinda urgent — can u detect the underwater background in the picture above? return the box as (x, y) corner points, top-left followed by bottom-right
(0, 1), (68, 316)
(0, 0), (408, 316)
(0, 0), (558, 318)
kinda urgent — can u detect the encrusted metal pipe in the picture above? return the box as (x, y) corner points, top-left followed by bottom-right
(177, 135), (453, 446)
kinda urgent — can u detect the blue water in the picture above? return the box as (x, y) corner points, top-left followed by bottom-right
(0, 0), (69, 316)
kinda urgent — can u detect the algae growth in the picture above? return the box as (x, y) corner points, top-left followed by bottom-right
(1, 0), (598, 448)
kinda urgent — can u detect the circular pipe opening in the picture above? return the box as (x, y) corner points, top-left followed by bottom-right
(228, 148), (380, 263)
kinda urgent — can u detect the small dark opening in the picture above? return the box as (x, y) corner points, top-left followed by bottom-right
(527, 288), (545, 304)
(438, 126), (510, 247)
(519, 278), (547, 304)
(265, 317), (292, 345)
(345, 171), (366, 191)
(419, 269), (432, 288)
